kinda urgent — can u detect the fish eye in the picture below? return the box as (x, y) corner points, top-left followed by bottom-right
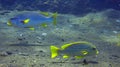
(92, 48), (96, 50)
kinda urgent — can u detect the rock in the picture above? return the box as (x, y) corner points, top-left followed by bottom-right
(6, 51), (13, 55)
(0, 51), (13, 56)
(42, 33), (47, 36)
(18, 52), (29, 56)
(40, 64), (45, 67)
(0, 64), (8, 67)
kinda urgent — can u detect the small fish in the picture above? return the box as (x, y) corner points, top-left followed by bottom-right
(7, 11), (57, 30)
(50, 41), (99, 59)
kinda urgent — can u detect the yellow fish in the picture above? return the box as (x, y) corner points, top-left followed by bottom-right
(50, 41), (99, 59)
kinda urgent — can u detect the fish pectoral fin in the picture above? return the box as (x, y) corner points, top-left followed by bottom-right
(63, 55), (69, 59)
(41, 23), (48, 27)
(75, 56), (83, 59)
(61, 44), (72, 50)
(22, 19), (30, 24)
(81, 50), (88, 55)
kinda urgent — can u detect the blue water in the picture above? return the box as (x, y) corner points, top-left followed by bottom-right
(0, 0), (119, 15)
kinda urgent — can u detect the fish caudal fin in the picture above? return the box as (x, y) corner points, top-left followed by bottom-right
(50, 46), (59, 59)
(52, 12), (57, 25)
(7, 21), (12, 26)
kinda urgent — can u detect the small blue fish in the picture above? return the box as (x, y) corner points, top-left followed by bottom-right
(50, 41), (99, 59)
(7, 12), (57, 30)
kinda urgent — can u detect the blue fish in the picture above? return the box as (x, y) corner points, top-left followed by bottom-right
(7, 12), (57, 30)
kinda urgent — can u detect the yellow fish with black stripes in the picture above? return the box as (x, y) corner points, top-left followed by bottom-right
(50, 41), (99, 59)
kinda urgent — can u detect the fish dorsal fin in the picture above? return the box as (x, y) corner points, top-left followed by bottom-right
(22, 19), (30, 24)
(61, 43), (72, 50)
(61, 41), (94, 50)
(61, 42), (81, 50)
(40, 11), (49, 17)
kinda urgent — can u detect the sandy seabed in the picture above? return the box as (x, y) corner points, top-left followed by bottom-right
(0, 9), (120, 67)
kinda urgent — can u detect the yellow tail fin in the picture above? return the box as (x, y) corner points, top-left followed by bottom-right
(7, 21), (12, 26)
(50, 46), (59, 59)
(52, 12), (57, 25)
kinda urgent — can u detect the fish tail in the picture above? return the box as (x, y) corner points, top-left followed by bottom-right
(50, 45), (60, 59)
(52, 12), (57, 25)
(7, 21), (12, 26)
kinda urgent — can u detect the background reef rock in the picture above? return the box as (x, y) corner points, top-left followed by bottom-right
(0, 0), (120, 15)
